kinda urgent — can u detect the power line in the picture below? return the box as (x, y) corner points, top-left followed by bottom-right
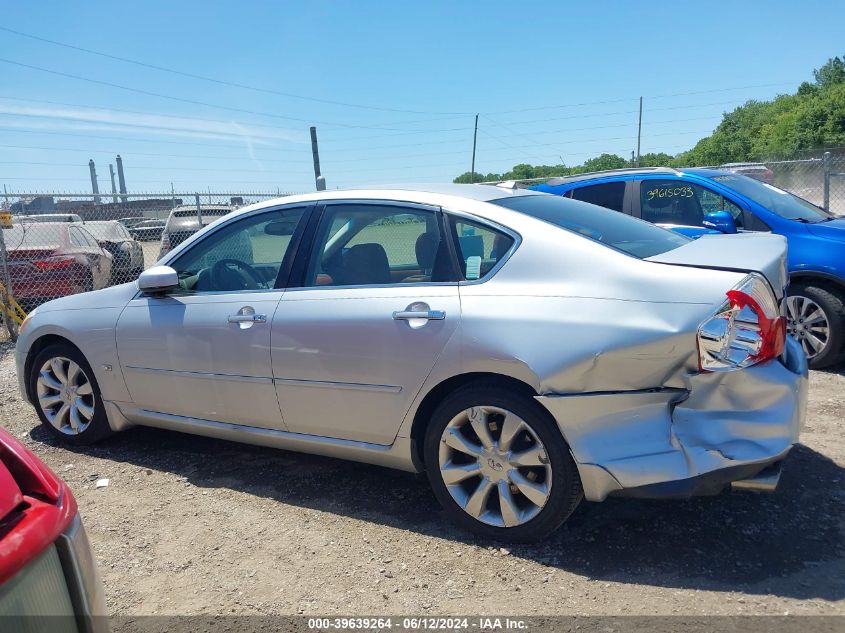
(0, 124), (717, 167)
(0, 58), (473, 132)
(0, 160), (307, 172)
(486, 82), (799, 115)
(0, 95), (471, 136)
(0, 126), (306, 152)
(0, 26), (472, 116)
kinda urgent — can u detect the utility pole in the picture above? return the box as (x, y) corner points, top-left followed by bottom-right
(310, 126), (326, 191)
(470, 114), (479, 183)
(636, 96), (643, 167)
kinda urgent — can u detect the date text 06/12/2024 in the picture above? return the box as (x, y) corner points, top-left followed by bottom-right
(307, 617), (529, 630)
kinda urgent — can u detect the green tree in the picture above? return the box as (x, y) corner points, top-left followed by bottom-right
(453, 171), (501, 183)
(578, 153), (627, 172)
(453, 55), (845, 180)
(813, 55), (845, 88)
(638, 152), (674, 167)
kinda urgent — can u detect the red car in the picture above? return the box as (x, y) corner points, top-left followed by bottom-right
(0, 426), (106, 630)
(2, 223), (112, 309)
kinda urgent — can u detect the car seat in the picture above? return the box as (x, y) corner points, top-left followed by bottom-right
(336, 243), (391, 285)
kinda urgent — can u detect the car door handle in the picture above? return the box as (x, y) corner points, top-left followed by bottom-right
(227, 313), (267, 323)
(392, 310), (446, 321)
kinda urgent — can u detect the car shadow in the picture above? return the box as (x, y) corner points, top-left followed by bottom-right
(816, 361), (845, 376)
(30, 424), (844, 602)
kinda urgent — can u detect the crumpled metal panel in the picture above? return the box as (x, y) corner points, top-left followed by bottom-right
(536, 336), (808, 501)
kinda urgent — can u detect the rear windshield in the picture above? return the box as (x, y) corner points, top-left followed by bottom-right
(492, 194), (689, 259)
(84, 223), (120, 239)
(2, 225), (63, 249)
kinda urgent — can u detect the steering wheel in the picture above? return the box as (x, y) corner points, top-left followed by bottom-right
(211, 258), (264, 291)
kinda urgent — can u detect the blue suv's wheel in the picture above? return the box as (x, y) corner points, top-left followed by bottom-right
(786, 283), (845, 369)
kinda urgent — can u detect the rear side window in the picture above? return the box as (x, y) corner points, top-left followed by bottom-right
(492, 194), (689, 259)
(448, 217), (514, 281)
(569, 181), (625, 212)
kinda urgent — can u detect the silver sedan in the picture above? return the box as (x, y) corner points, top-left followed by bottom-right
(15, 185), (808, 541)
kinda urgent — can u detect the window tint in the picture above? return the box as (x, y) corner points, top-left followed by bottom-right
(171, 208), (305, 293)
(570, 181), (625, 212)
(448, 217), (514, 281)
(492, 194), (689, 259)
(304, 204), (452, 287)
(640, 179), (744, 228)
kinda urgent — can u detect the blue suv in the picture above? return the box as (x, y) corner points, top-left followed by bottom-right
(533, 167), (845, 368)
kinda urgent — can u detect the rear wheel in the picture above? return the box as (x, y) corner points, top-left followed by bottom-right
(29, 343), (113, 445)
(424, 383), (582, 542)
(786, 283), (845, 368)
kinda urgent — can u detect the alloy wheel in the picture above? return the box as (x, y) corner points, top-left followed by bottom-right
(786, 294), (830, 359)
(438, 406), (552, 528)
(36, 357), (96, 435)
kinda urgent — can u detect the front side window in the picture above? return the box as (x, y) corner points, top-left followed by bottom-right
(640, 179), (744, 227)
(303, 204), (453, 287)
(170, 207), (305, 293)
(569, 181), (626, 212)
(448, 216), (514, 281)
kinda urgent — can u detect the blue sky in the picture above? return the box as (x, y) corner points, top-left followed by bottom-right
(1, 1), (842, 194)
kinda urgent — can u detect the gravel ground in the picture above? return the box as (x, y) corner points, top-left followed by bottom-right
(0, 339), (843, 617)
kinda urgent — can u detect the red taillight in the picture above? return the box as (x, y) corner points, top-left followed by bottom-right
(697, 273), (786, 372)
(32, 255), (75, 271)
(0, 427), (77, 586)
(726, 289), (786, 362)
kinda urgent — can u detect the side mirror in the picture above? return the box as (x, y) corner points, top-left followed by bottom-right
(702, 210), (737, 234)
(138, 265), (179, 293)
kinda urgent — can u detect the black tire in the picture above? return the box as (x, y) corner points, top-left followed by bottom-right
(787, 283), (845, 369)
(424, 382), (583, 542)
(78, 271), (94, 293)
(29, 343), (113, 445)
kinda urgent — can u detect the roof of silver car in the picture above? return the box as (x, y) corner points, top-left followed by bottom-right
(334, 183), (543, 202)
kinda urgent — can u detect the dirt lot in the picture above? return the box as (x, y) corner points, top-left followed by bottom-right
(0, 340), (843, 617)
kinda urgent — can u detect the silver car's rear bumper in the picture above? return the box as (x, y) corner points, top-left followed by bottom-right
(537, 336), (808, 502)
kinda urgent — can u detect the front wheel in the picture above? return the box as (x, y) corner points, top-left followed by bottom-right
(786, 283), (845, 369)
(29, 343), (113, 445)
(424, 383), (582, 542)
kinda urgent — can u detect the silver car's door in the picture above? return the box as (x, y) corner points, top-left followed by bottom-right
(116, 206), (308, 429)
(272, 201), (460, 445)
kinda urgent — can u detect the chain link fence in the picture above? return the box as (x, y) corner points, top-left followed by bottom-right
(1, 191), (290, 341)
(736, 150), (845, 215)
(2, 152), (844, 343)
